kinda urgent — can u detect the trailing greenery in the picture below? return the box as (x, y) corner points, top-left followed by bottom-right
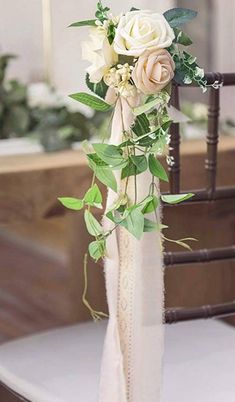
(58, 2), (215, 319)
(59, 87), (195, 264)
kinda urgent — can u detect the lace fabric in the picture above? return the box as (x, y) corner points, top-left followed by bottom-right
(99, 92), (164, 402)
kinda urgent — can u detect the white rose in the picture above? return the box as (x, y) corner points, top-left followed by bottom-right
(114, 10), (175, 57)
(82, 27), (118, 83)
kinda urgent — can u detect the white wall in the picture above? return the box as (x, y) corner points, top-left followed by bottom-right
(0, 0), (175, 92)
(0, 0), (44, 82)
(2, 0), (233, 118)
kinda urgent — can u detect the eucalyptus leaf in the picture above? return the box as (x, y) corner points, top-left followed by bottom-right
(84, 210), (103, 236)
(58, 197), (84, 210)
(164, 8), (197, 28)
(69, 92), (111, 112)
(174, 28), (193, 46)
(69, 19), (96, 27)
(161, 193), (194, 204)
(148, 154), (169, 182)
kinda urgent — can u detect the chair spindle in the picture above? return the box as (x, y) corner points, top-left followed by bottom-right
(169, 83), (180, 194)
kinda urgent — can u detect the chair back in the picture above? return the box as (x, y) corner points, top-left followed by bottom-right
(164, 73), (235, 323)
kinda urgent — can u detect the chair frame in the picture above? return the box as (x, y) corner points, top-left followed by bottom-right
(0, 381), (29, 401)
(0, 72), (235, 401)
(164, 72), (235, 323)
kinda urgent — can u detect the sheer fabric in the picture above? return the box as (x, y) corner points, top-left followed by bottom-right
(99, 92), (164, 402)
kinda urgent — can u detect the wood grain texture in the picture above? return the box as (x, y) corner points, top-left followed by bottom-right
(0, 137), (235, 333)
(0, 235), (73, 342)
(0, 138), (234, 225)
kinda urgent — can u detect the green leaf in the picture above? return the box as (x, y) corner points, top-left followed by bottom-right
(148, 154), (169, 182)
(125, 206), (144, 240)
(143, 218), (159, 232)
(88, 155), (117, 192)
(84, 210), (103, 236)
(130, 155), (147, 173)
(161, 193), (194, 204)
(93, 143), (125, 167)
(132, 113), (150, 136)
(69, 19), (96, 27)
(141, 195), (159, 214)
(8, 105), (30, 134)
(58, 197), (84, 210)
(84, 184), (102, 208)
(164, 8), (197, 28)
(88, 239), (106, 261)
(121, 155), (147, 179)
(69, 92), (111, 112)
(121, 159), (136, 179)
(106, 210), (122, 225)
(174, 28), (193, 46)
(87, 153), (108, 167)
(86, 74), (108, 99)
(107, 206), (145, 239)
(133, 97), (164, 116)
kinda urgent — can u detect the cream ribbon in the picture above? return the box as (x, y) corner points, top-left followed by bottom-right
(99, 90), (164, 402)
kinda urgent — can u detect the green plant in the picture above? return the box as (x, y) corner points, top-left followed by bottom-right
(30, 105), (93, 152)
(0, 54), (31, 139)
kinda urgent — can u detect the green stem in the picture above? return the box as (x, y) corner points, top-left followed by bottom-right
(82, 253), (108, 321)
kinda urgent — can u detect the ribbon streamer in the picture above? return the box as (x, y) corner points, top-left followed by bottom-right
(99, 92), (164, 402)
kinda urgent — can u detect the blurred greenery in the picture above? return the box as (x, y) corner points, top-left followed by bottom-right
(0, 54), (111, 151)
(0, 54), (31, 139)
(181, 101), (235, 139)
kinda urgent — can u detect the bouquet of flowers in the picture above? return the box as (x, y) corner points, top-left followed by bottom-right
(59, 3), (210, 272)
(59, 4), (216, 401)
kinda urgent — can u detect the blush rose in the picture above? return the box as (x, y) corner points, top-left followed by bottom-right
(132, 49), (175, 95)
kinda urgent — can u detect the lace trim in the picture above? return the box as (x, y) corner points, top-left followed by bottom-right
(117, 178), (136, 402)
(118, 226), (135, 402)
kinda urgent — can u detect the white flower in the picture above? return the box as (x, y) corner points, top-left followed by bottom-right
(118, 81), (136, 98)
(27, 83), (63, 109)
(104, 67), (121, 87)
(82, 27), (118, 83)
(104, 63), (136, 98)
(114, 10), (175, 57)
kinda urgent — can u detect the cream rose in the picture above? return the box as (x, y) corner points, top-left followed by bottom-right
(82, 27), (118, 83)
(114, 10), (175, 57)
(132, 49), (175, 95)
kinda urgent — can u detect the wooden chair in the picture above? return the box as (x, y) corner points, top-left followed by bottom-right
(165, 72), (235, 323)
(0, 72), (235, 402)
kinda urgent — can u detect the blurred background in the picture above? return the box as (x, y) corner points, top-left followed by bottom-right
(0, 0), (234, 343)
